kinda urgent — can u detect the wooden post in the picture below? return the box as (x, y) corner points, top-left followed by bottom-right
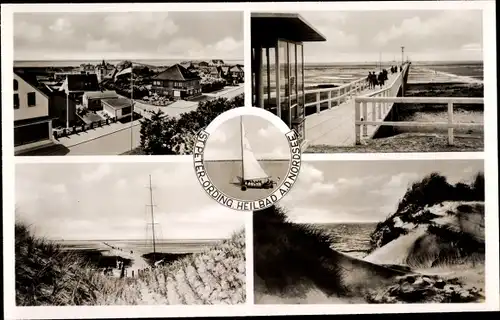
(316, 92), (321, 114)
(378, 98), (382, 119)
(371, 101), (376, 122)
(448, 102), (454, 145)
(354, 100), (361, 145)
(328, 90), (332, 109)
(362, 101), (368, 136)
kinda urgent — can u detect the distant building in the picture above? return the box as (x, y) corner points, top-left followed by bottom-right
(210, 59), (225, 67)
(151, 64), (202, 100)
(59, 74), (100, 98)
(82, 90), (119, 111)
(227, 65), (244, 83)
(95, 60), (115, 82)
(79, 63), (96, 74)
(13, 72), (55, 154)
(208, 66), (222, 78)
(101, 98), (133, 119)
(198, 61), (209, 67)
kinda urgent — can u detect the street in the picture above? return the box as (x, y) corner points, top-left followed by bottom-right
(22, 84), (244, 156)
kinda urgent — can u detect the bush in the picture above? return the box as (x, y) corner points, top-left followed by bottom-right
(139, 94), (244, 155)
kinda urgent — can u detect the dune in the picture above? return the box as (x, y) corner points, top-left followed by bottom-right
(15, 221), (246, 306)
(253, 206), (409, 304)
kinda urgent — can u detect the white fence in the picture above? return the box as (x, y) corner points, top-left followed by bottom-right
(304, 77), (370, 114)
(354, 96), (484, 145)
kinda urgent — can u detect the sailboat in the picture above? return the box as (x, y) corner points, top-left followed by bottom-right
(232, 116), (279, 191)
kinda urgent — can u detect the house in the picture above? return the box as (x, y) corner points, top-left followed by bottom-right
(227, 65), (244, 83)
(59, 74), (100, 100)
(198, 61), (209, 67)
(210, 59), (225, 67)
(208, 66), (222, 78)
(13, 71), (56, 154)
(95, 60), (115, 82)
(101, 98), (133, 120)
(151, 64), (202, 100)
(79, 63), (95, 74)
(82, 90), (119, 111)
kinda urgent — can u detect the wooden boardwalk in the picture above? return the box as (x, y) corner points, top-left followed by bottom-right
(304, 72), (401, 146)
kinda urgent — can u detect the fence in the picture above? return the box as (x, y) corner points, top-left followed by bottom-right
(354, 96), (484, 145)
(304, 77), (370, 114)
(304, 62), (410, 116)
(53, 116), (120, 139)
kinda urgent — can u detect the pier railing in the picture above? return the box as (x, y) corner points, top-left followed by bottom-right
(304, 62), (410, 115)
(354, 96), (484, 145)
(304, 77), (370, 114)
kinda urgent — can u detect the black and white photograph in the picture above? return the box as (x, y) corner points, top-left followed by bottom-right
(13, 11), (244, 156)
(204, 115), (291, 201)
(251, 10), (484, 153)
(254, 159), (485, 304)
(15, 162), (246, 305)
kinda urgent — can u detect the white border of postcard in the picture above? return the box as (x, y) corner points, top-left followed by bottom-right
(2, 1), (499, 319)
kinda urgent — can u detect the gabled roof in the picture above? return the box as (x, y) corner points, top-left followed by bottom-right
(66, 74), (99, 92)
(153, 64), (201, 81)
(14, 71), (51, 99)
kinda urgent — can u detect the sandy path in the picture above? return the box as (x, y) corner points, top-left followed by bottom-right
(102, 242), (150, 277)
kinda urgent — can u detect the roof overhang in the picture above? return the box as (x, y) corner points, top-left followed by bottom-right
(251, 13), (326, 47)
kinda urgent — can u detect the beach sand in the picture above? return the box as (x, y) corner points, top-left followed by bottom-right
(204, 160), (290, 201)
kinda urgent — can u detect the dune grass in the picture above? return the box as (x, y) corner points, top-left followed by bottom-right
(253, 206), (347, 298)
(15, 222), (246, 306)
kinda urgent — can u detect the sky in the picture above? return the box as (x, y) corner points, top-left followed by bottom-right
(279, 159), (484, 224)
(15, 162), (245, 241)
(14, 12), (243, 61)
(204, 115), (290, 160)
(292, 10), (483, 63)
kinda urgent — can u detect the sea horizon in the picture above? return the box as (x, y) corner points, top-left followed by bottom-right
(14, 58), (244, 68)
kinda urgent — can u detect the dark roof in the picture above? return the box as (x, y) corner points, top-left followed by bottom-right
(14, 115), (55, 128)
(66, 74), (99, 92)
(251, 13), (326, 46)
(102, 98), (133, 110)
(153, 64), (201, 81)
(14, 71), (51, 98)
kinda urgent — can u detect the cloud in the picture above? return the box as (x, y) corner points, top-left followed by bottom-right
(461, 43), (482, 52)
(14, 20), (43, 42)
(49, 18), (74, 36)
(103, 12), (179, 39)
(85, 38), (121, 53)
(81, 164), (111, 183)
(284, 163), (336, 204)
(51, 184), (67, 194)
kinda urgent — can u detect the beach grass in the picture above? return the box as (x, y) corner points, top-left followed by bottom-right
(15, 221), (246, 306)
(306, 133), (483, 153)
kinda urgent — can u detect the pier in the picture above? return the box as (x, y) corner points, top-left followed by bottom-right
(302, 62), (484, 148)
(303, 63), (410, 147)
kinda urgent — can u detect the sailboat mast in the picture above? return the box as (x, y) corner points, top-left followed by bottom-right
(149, 174), (156, 263)
(240, 116), (244, 186)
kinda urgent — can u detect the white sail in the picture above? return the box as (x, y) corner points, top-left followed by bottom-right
(240, 118), (270, 181)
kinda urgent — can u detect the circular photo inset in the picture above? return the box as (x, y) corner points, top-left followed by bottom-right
(193, 107), (302, 211)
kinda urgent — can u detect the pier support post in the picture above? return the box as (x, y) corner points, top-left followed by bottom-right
(316, 92), (321, 114)
(372, 102), (376, 122)
(328, 90), (332, 109)
(448, 102), (454, 145)
(362, 101), (368, 136)
(355, 100), (361, 145)
(378, 99), (382, 119)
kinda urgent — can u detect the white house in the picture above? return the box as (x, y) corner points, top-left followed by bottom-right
(101, 98), (133, 120)
(14, 72), (55, 154)
(82, 90), (118, 111)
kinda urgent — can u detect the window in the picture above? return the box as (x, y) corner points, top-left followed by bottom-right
(14, 94), (19, 109)
(27, 92), (36, 107)
(14, 80), (18, 91)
